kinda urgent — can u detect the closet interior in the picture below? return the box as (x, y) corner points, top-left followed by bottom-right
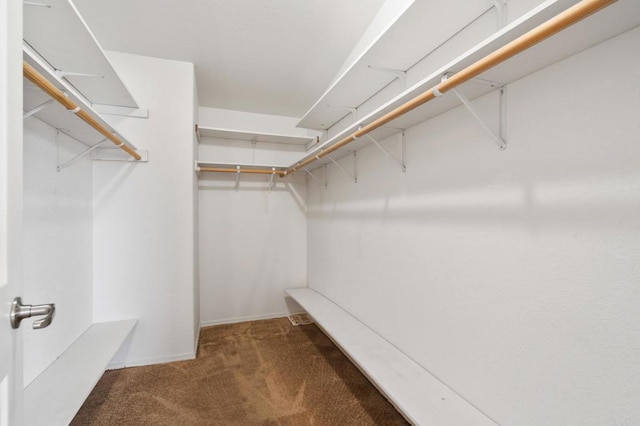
(7, 0), (640, 424)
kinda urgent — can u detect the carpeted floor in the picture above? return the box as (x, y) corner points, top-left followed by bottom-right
(72, 317), (408, 425)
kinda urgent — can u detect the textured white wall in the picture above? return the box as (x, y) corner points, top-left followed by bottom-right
(199, 137), (306, 166)
(198, 172), (306, 326)
(93, 52), (197, 366)
(23, 119), (93, 385)
(307, 27), (640, 426)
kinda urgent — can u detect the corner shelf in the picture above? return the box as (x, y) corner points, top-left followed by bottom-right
(298, 0), (640, 172)
(23, 0), (138, 108)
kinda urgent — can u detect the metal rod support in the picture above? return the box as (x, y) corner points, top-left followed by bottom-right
(57, 139), (107, 172)
(327, 105), (357, 121)
(23, 2), (52, 7)
(500, 87), (508, 142)
(492, 0), (507, 28)
(235, 166), (240, 192)
(304, 168), (323, 185)
(54, 70), (104, 79)
(353, 152), (358, 184)
(268, 168), (276, 193)
(324, 165), (328, 189)
(23, 98), (54, 119)
(365, 134), (406, 172)
(401, 132), (406, 170)
(368, 65), (407, 89)
(450, 87), (507, 150)
(327, 155), (356, 183)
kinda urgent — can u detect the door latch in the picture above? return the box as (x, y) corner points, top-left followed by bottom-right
(10, 297), (55, 329)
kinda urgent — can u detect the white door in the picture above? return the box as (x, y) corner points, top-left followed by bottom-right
(0, 0), (24, 425)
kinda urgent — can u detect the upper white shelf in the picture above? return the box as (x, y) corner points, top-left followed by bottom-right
(300, 0), (640, 171)
(23, 0), (138, 108)
(198, 126), (316, 147)
(296, 0), (500, 131)
(23, 45), (139, 151)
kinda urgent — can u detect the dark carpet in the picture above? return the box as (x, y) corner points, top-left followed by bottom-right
(72, 317), (408, 425)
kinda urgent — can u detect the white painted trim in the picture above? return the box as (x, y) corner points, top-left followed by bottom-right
(194, 323), (201, 355)
(200, 311), (299, 328)
(106, 352), (196, 370)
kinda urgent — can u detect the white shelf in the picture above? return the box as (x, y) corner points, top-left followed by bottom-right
(24, 319), (137, 426)
(198, 126), (315, 147)
(286, 288), (497, 426)
(23, 0), (138, 108)
(298, 0), (640, 171)
(23, 45), (139, 150)
(297, 0), (499, 130)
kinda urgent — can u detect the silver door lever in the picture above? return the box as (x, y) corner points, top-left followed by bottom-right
(10, 297), (55, 329)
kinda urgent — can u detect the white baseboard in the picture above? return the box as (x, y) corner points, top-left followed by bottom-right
(200, 311), (302, 328)
(107, 352), (196, 370)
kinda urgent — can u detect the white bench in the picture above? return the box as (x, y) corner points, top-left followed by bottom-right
(24, 319), (137, 425)
(286, 288), (496, 426)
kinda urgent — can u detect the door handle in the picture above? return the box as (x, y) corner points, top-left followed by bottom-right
(10, 297), (55, 329)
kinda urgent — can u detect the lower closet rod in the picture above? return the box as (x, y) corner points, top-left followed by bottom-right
(287, 0), (616, 174)
(23, 61), (142, 161)
(198, 167), (286, 175)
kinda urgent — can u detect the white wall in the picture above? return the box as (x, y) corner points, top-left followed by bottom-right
(307, 27), (640, 426)
(198, 171), (306, 326)
(22, 119), (93, 385)
(199, 137), (306, 166)
(93, 52), (197, 366)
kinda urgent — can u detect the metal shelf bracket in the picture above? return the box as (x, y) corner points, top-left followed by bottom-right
(304, 168), (326, 190)
(23, 98), (54, 119)
(327, 153), (357, 183)
(492, 0), (507, 28)
(54, 69), (104, 79)
(446, 74), (507, 150)
(368, 65), (407, 90)
(268, 168), (276, 193)
(58, 139), (107, 172)
(235, 166), (241, 192)
(365, 133), (406, 172)
(327, 104), (358, 122)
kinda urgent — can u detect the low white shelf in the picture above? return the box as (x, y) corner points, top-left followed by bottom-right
(24, 319), (137, 426)
(286, 288), (496, 426)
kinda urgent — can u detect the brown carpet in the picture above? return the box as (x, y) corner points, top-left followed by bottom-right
(72, 317), (408, 425)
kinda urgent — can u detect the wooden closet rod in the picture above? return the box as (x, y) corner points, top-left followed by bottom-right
(198, 166), (286, 175)
(23, 61), (142, 161)
(286, 0), (616, 175)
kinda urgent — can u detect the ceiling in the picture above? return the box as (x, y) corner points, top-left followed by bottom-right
(73, 0), (385, 118)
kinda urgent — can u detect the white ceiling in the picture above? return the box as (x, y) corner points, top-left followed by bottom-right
(72, 0), (385, 118)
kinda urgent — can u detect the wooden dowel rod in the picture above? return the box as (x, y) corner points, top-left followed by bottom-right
(199, 167), (286, 176)
(286, 0), (616, 175)
(23, 61), (142, 161)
